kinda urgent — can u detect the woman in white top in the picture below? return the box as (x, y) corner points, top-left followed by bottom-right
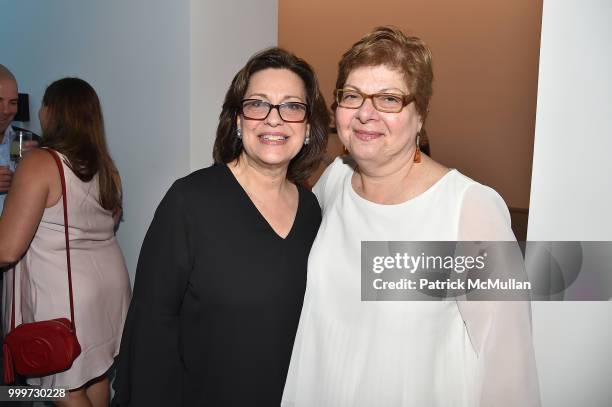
(282, 26), (540, 407)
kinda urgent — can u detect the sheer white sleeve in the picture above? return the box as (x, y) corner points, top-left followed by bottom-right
(457, 184), (541, 407)
(456, 183), (515, 241)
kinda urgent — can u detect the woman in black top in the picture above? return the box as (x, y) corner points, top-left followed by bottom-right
(112, 48), (329, 406)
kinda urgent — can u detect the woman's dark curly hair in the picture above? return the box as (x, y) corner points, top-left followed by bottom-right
(213, 47), (329, 183)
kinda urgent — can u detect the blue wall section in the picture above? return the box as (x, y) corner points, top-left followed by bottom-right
(2, 0), (188, 280)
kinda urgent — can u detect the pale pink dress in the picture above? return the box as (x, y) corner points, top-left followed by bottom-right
(2, 152), (131, 389)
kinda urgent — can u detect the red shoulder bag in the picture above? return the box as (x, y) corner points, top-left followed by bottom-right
(3, 149), (81, 383)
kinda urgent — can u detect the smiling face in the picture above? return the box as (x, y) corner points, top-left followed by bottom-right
(237, 68), (309, 171)
(0, 78), (18, 136)
(335, 65), (422, 171)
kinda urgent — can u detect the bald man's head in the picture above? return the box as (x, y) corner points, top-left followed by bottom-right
(0, 64), (18, 135)
(0, 64), (17, 83)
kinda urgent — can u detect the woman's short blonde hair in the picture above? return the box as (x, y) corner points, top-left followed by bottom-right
(334, 26), (433, 122)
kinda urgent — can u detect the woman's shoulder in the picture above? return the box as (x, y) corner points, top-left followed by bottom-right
(424, 167), (509, 220)
(14, 148), (59, 182)
(448, 170), (506, 204)
(153, 164), (225, 212)
(452, 173), (513, 240)
(170, 164), (230, 194)
(312, 156), (354, 202)
(330, 156), (356, 178)
(433, 169), (498, 201)
(297, 182), (322, 215)
(18, 147), (57, 167)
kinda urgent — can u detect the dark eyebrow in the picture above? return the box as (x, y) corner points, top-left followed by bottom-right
(245, 93), (306, 102)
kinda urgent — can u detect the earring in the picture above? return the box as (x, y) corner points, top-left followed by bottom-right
(414, 132), (421, 163)
(304, 131), (310, 145)
(236, 128), (242, 139)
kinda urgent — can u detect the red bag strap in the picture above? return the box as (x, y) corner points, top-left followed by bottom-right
(10, 148), (77, 332)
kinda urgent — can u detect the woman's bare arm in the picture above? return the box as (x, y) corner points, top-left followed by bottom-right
(0, 149), (61, 267)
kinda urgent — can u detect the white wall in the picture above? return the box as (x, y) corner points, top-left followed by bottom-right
(2, 0), (278, 281)
(528, 0), (612, 405)
(190, 0), (278, 170)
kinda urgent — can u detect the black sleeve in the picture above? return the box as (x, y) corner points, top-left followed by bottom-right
(112, 180), (193, 406)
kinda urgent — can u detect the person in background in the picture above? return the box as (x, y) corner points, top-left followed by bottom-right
(0, 64), (39, 395)
(111, 47), (328, 406)
(282, 26), (540, 407)
(0, 64), (39, 215)
(0, 77), (131, 407)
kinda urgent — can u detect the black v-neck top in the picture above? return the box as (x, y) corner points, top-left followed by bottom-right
(112, 164), (321, 406)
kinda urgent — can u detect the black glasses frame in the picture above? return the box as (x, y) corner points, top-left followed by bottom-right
(240, 99), (309, 123)
(334, 88), (414, 113)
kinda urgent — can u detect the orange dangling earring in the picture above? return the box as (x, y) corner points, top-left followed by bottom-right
(414, 132), (422, 163)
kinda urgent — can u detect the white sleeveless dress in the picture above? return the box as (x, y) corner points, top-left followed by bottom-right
(282, 157), (540, 407)
(2, 151), (131, 389)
